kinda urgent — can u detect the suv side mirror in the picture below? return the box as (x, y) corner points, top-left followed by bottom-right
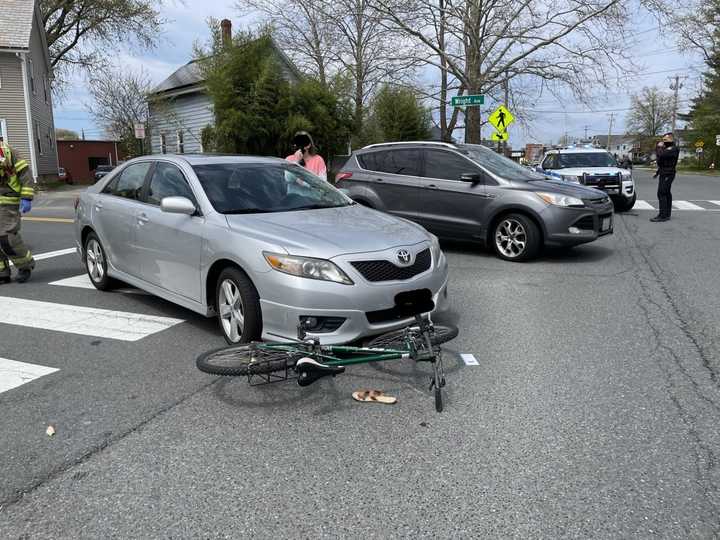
(460, 173), (483, 185)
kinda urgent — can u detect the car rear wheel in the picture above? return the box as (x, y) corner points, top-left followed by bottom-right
(84, 233), (117, 291)
(215, 267), (262, 345)
(492, 214), (541, 262)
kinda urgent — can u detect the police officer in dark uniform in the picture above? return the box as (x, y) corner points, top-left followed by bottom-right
(651, 132), (679, 222)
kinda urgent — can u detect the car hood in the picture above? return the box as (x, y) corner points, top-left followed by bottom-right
(522, 179), (607, 199)
(552, 167), (630, 177)
(224, 204), (430, 258)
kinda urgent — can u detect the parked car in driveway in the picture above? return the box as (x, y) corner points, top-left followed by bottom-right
(58, 167), (72, 184)
(336, 141), (614, 261)
(74, 155), (449, 345)
(93, 164), (115, 182)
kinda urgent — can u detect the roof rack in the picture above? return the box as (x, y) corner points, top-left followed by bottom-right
(361, 141), (458, 150)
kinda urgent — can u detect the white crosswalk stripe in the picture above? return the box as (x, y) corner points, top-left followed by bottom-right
(49, 274), (149, 295)
(633, 200), (720, 211)
(0, 357), (58, 395)
(672, 201), (705, 210)
(0, 296), (184, 341)
(9, 247), (77, 268)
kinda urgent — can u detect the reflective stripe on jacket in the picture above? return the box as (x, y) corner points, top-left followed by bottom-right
(0, 145), (33, 205)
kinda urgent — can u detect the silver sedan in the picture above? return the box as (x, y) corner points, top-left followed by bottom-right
(74, 155), (450, 344)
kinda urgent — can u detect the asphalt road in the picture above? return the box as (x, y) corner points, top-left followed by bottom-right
(1, 170), (719, 538)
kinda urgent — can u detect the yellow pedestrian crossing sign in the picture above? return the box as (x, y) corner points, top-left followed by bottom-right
(490, 130), (508, 141)
(488, 105), (514, 132)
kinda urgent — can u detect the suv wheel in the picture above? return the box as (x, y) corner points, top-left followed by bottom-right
(492, 214), (541, 262)
(614, 193), (636, 212)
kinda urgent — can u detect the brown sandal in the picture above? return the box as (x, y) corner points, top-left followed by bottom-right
(352, 389), (397, 404)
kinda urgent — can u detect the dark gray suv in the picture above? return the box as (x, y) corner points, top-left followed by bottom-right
(336, 142), (614, 261)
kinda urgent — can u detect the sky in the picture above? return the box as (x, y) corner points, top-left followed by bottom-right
(53, 0), (704, 149)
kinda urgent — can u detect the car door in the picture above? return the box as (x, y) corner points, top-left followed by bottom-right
(357, 148), (423, 216)
(135, 161), (204, 302)
(92, 162), (152, 276)
(416, 149), (493, 239)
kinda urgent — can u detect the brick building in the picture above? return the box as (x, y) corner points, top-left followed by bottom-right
(57, 140), (125, 184)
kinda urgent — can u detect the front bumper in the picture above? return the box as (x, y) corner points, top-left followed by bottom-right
(257, 247), (450, 344)
(541, 201), (615, 247)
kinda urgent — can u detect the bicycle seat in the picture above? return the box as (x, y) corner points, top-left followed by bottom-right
(296, 358), (345, 387)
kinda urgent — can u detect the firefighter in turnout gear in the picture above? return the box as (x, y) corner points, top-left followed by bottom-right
(0, 137), (35, 283)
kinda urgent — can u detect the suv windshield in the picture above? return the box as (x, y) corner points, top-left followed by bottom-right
(460, 144), (545, 182)
(193, 162), (352, 214)
(557, 152), (617, 168)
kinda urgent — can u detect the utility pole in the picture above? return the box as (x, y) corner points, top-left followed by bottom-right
(607, 113), (614, 151)
(669, 75), (685, 137)
(584, 125), (589, 140)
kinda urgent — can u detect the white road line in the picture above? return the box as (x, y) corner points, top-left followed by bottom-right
(673, 201), (705, 210)
(0, 297), (184, 341)
(34, 248), (77, 261)
(634, 200), (656, 210)
(0, 357), (58, 394)
(460, 353), (479, 366)
(49, 274), (148, 295)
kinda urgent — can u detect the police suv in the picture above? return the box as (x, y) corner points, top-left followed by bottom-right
(537, 146), (637, 212)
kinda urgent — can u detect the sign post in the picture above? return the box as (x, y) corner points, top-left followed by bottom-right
(134, 122), (146, 155)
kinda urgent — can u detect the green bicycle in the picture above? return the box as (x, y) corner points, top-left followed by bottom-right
(196, 293), (459, 412)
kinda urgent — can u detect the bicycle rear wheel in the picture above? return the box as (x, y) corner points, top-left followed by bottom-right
(367, 324), (459, 350)
(196, 344), (304, 376)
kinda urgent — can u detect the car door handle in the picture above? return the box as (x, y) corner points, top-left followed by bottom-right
(426, 184), (439, 190)
(94, 202), (103, 211)
(375, 178), (384, 182)
(137, 213), (150, 225)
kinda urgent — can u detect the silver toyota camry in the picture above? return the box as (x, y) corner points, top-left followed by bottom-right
(74, 155), (449, 344)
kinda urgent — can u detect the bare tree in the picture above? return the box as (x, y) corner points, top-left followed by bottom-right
(626, 86), (673, 152)
(668, 0), (719, 62)
(87, 66), (152, 156)
(41, 0), (164, 85)
(235, 0), (337, 86)
(370, 0), (637, 143)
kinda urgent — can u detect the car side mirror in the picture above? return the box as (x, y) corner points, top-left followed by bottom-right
(460, 173), (483, 185)
(161, 196), (196, 215)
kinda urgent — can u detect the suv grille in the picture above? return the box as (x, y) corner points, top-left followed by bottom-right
(584, 196), (610, 208)
(582, 174), (621, 187)
(574, 216), (595, 230)
(351, 249), (431, 282)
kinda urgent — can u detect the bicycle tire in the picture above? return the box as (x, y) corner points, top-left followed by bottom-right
(367, 324), (459, 350)
(196, 344), (304, 376)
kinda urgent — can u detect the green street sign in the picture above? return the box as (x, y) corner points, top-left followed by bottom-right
(451, 95), (485, 107)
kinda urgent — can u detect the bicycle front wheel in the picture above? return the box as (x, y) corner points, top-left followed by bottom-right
(367, 324), (459, 350)
(196, 344), (304, 376)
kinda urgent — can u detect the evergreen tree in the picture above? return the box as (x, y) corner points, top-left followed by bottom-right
(359, 85), (431, 146)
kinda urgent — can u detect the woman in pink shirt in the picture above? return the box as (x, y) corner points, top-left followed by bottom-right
(286, 131), (327, 181)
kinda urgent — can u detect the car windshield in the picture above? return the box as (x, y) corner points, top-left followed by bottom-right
(192, 162), (353, 214)
(461, 144), (545, 182)
(557, 152), (617, 168)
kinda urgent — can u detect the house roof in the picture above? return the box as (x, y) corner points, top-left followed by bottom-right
(0, 0), (35, 50)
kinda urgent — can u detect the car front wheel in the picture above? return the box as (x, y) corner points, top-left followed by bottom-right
(84, 233), (115, 290)
(492, 214), (541, 262)
(215, 267), (262, 344)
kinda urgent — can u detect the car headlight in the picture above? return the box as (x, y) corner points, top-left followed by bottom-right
(429, 234), (444, 266)
(561, 175), (581, 183)
(263, 252), (354, 285)
(536, 192), (585, 208)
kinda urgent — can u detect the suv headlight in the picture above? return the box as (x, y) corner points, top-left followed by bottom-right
(263, 252), (354, 285)
(536, 192), (585, 208)
(561, 175), (581, 183)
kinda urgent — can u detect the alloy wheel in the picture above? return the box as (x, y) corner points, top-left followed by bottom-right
(219, 278), (245, 343)
(495, 218), (527, 258)
(86, 239), (105, 282)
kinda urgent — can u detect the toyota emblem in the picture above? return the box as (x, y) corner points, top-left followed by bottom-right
(396, 249), (412, 265)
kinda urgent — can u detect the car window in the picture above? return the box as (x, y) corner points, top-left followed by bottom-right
(102, 162), (151, 199)
(462, 144), (545, 182)
(557, 152), (617, 168)
(542, 155), (557, 169)
(192, 162), (352, 214)
(146, 162), (197, 206)
(423, 150), (479, 180)
(358, 149), (421, 176)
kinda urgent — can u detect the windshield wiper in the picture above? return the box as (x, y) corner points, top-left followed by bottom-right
(223, 208), (275, 214)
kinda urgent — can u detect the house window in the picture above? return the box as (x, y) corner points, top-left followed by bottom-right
(160, 133), (167, 154)
(47, 127), (54, 149)
(177, 130), (184, 154)
(28, 59), (35, 94)
(43, 77), (49, 104)
(35, 121), (42, 155)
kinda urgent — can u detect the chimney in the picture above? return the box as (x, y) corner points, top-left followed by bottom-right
(221, 19), (232, 47)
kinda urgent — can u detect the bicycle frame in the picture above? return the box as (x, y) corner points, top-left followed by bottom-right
(255, 343), (435, 367)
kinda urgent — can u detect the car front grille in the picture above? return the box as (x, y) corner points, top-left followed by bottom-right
(574, 216), (595, 230)
(583, 196), (610, 208)
(582, 174), (621, 187)
(351, 248), (431, 282)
